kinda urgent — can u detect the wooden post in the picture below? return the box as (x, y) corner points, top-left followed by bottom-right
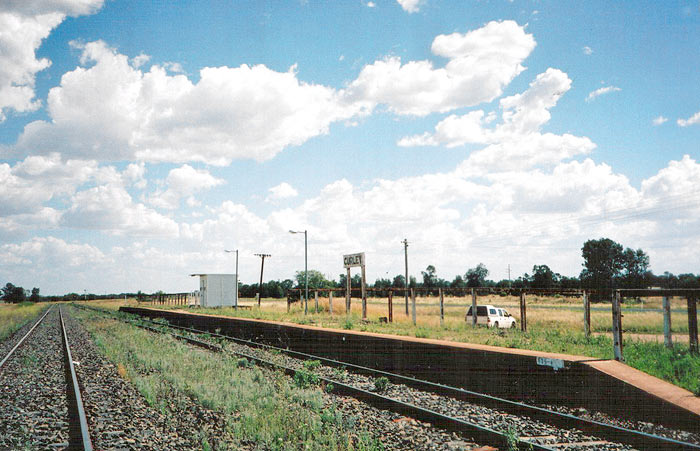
(287, 294), (290, 313)
(470, 288), (477, 326)
(361, 265), (367, 320)
(519, 290), (527, 332)
(612, 290), (624, 361)
(388, 290), (393, 323)
(411, 288), (416, 326)
(329, 291), (333, 315)
(663, 296), (672, 349)
(345, 267), (351, 315)
(314, 290), (318, 314)
(439, 288), (444, 327)
(583, 290), (591, 338)
(688, 296), (699, 355)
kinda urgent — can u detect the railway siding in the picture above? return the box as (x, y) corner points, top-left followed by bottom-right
(120, 306), (700, 434)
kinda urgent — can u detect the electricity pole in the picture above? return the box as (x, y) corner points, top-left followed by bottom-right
(403, 239), (409, 315)
(507, 264), (511, 287)
(254, 253), (271, 307)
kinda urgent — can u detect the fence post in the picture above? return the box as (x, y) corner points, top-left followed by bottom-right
(583, 290), (591, 338)
(519, 290), (527, 332)
(411, 288), (416, 326)
(663, 296), (672, 349)
(470, 288), (477, 326)
(329, 291), (333, 315)
(439, 288), (444, 327)
(388, 290), (393, 323)
(688, 296), (699, 355)
(314, 290), (318, 314)
(345, 267), (351, 315)
(612, 290), (624, 361)
(361, 265), (367, 320)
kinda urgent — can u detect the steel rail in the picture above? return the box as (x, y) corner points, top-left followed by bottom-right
(72, 304), (548, 451)
(0, 305), (53, 370)
(59, 306), (93, 451)
(106, 305), (700, 451)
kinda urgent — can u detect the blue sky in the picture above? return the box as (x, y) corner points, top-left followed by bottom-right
(0, 0), (699, 294)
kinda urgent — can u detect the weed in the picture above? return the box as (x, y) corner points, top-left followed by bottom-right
(236, 357), (250, 368)
(294, 369), (320, 389)
(415, 327), (430, 338)
(324, 382), (335, 393)
(373, 376), (390, 393)
(504, 426), (519, 451)
(331, 366), (347, 381)
(303, 359), (321, 371)
(343, 319), (354, 330)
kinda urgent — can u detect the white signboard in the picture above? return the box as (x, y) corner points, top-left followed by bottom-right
(343, 252), (365, 268)
(536, 356), (565, 371)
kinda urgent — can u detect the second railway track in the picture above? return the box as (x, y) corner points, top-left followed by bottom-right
(78, 304), (700, 451)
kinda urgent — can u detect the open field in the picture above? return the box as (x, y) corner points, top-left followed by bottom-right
(0, 302), (48, 342)
(79, 295), (700, 394)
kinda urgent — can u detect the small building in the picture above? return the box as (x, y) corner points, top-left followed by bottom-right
(190, 274), (237, 308)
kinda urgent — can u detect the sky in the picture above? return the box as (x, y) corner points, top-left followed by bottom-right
(0, 0), (699, 295)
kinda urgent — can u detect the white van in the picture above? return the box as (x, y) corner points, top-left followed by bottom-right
(465, 305), (516, 328)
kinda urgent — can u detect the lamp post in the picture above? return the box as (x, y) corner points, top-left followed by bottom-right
(289, 230), (308, 314)
(224, 249), (238, 306)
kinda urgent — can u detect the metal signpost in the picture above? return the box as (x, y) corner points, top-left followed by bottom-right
(344, 252), (367, 319)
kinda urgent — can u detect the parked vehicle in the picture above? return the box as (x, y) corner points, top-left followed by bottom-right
(465, 305), (516, 328)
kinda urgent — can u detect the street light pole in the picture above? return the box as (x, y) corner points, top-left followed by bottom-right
(224, 249), (239, 306)
(289, 230), (308, 314)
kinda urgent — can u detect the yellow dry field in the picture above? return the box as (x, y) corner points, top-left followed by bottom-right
(0, 301), (48, 341)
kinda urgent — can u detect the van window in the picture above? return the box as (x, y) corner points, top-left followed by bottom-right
(467, 306), (488, 316)
(498, 309), (504, 316)
(489, 308), (496, 315)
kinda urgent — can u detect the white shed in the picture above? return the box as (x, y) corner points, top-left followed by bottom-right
(190, 274), (237, 307)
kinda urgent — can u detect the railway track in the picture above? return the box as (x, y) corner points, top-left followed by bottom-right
(78, 304), (700, 451)
(0, 306), (92, 450)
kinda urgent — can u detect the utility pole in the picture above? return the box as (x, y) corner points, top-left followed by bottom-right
(403, 239), (409, 315)
(254, 253), (271, 307)
(507, 264), (511, 287)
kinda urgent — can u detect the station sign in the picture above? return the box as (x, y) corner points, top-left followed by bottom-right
(536, 356), (565, 371)
(343, 252), (365, 268)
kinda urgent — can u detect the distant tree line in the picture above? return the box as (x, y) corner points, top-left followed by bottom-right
(3, 238), (698, 304)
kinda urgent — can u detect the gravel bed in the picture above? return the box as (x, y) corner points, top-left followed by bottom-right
(63, 307), (240, 450)
(218, 338), (634, 450)
(540, 403), (700, 445)
(0, 308), (70, 449)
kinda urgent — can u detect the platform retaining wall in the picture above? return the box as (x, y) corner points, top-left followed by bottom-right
(120, 306), (699, 433)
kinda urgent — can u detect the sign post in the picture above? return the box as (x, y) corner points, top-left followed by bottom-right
(344, 253), (367, 320)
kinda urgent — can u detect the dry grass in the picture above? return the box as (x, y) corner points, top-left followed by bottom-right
(0, 302), (48, 342)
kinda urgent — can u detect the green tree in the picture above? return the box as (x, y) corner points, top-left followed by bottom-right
(620, 248), (650, 288)
(1, 283), (26, 304)
(295, 270), (333, 289)
(465, 263), (488, 287)
(530, 265), (560, 289)
(392, 274), (406, 288)
(28, 287), (41, 302)
(450, 274), (466, 288)
(580, 238), (625, 291)
(421, 265), (437, 288)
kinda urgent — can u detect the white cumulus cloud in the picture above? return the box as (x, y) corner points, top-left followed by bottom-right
(12, 41), (364, 165)
(396, 0), (422, 13)
(652, 116), (668, 126)
(586, 85), (621, 102)
(346, 20), (536, 116)
(0, 0), (103, 121)
(149, 165), (224, 210)
(677, 110), (700, 127)
(267, 182), (299, 201)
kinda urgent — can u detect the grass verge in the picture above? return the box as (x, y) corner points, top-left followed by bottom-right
(0, 302), (48, 342)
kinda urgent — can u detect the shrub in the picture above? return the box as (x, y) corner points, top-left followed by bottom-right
(373, 376), (390, 393)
